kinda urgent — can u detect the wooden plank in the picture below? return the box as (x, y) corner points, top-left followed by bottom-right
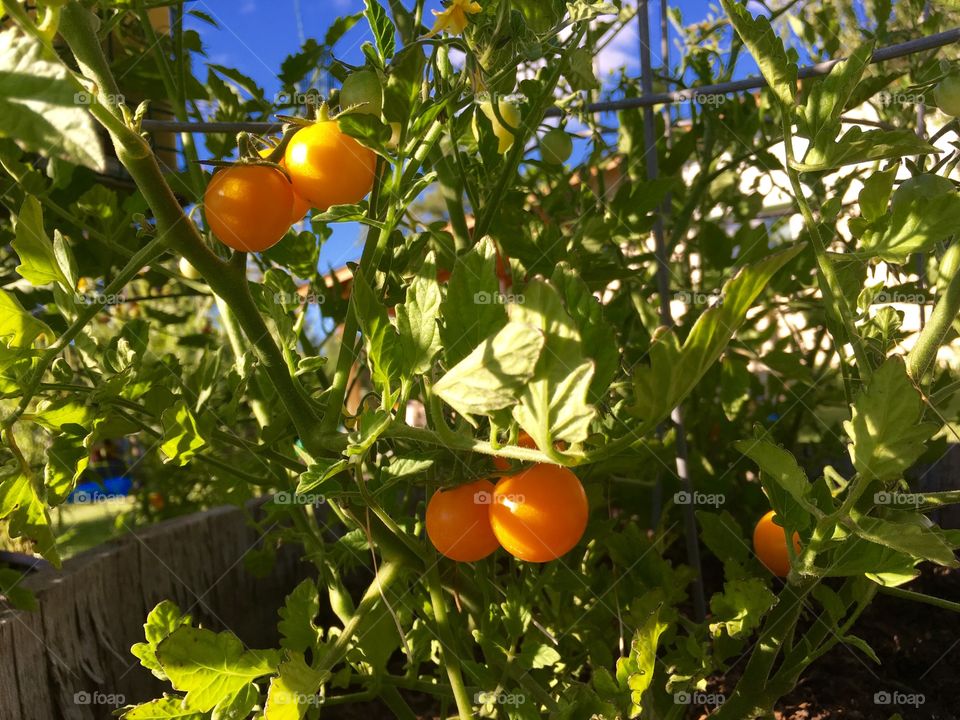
(0, 612), (23, 719)
(7, 604), (57, 720)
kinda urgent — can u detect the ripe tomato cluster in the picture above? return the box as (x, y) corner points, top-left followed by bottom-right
(201, 119), (376, 254)
(426, 441), (589, 564)
(752, 510), (801, 577)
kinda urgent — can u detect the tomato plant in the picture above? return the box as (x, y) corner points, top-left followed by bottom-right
(935, 73), (960, 116)
(2, 0), (960, 718)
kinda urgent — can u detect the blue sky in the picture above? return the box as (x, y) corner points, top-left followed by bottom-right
(181, 0), (737, 274)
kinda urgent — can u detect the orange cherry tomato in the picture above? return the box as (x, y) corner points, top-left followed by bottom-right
(204, 165), (293, 252)
(426, 479), (500, 562)
(489, 464), (588, 562)
(259, 148), (312, 222)
(148, 492), (165, 511)
(492, 430), (536, 472)
(284, 121), (376, 210)
(752, 510), (801, 577)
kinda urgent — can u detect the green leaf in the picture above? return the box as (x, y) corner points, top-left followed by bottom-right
(352, 270), (401, 397)
(696, 510), (750, 570)
(11, 196), (69, 288)
(212, 683), (259, 720)
(296, 458), (348, 495)
(397, 251), (443, 374)
(629, 245), (803, 433)
(720, 0), (797, 107)
(440, 237), (508, 366)
(708, 578), (776, 639)
(798, 127), (936, 171)
(0, 567), (37, 611)
(615, 593), (667, 715)
(858, 176), (960, 263)
(843, 356), (937, 482)
(799, 42), (874, 155)
(509, 279), (596, 448)
(121, 697), (203, 719)
(848, 515), (957, 568)
(156, 626), (280, 712)
(44, 432), (89, 505)
(363, 0), (396, 60)
(857, 164), (898, 224)
(432, 321), (544, 423)
(0, 289), (51, 347)
(277, 579), (321, 654)
(160, 401), (208, 466)
(734, 439), (815, 525)
(551, 263), (619, 403)
(53, 230), (79, 290)
(518, 640), (562, 670)
(264, 653), (324, 720)
(842, 634), (881, 664)
(131, 600), (193, 682)
(0, 470), (59, 567)
(0, 27), (106, 170)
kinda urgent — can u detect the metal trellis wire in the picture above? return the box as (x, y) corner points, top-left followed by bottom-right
(137, 27), (960, 134)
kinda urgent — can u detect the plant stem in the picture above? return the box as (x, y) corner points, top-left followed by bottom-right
(878, 584), (960, 612)
(58, 4), (327, 456)
(781, 118), (872, 384)
(314, 560), (403, 678)
(907, 260), (960, 381)
(425, 565), (476, 720)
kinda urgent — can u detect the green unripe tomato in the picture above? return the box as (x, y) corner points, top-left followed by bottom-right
(473, 98), (522, 154)
(540, 128), (573, 165)
(179, 257), (202, 280)
(340, 70), (383, 116)
(934, 75), (960, 117)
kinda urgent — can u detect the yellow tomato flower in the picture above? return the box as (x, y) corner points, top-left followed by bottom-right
(425, 0), (482, 37)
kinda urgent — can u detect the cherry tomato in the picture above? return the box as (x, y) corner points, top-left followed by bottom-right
(340, 70), (383, 116)
(259, 148), (312, 222)
(934, 74), (960, 117)
(148, 492), (165, 511)
(204, 165), (293, 252)
(284, 121), (376, 210)
(473, 98), (522, 154)
(426, 479), (500, 562)
(489, 464), (588, 562)
(752, 510), (801, 577)
(540, 128), (573, 165)
(492, 431), (536, 472)
(179, 257), (202, 280)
